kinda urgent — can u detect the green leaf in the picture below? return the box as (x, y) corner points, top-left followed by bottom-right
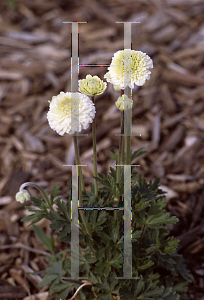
(95, 272), (119, 299)
(53, 281), (74, 293)
(137, 259), (154, 270)
(173, 281), (189, 293)
(94, 176), (112, 189)
(38, 274), (58, 287)
(31, 196), (47, 210)
(152, 178), (162, 192)
(108, 151), (118, 161)
(132, 230), (142, 241)
(53, 196), (63, 205)
(29, 212), (47, 226)
(24, 206), (39, 213)
(21, 214), (36, 222)
(146, 244), (158, 254)
(90, 209), (98, 225)
(86, 253), (97, 264)
(95, 247), (106, 260)
(138, 286), (164, 299)
(146, 199), (179, 228)
(56, 287), (71, 300)
(147, 213), (179, 227)
(119, 286), (134, 300)
(162, 237), (179, 254)
(56, 198), (70, 218)
(50, 183), (61, 205)
(97, 231), (112, 242)
(131, 147), (149, 163)
(97, 293), (114, 300)
(96, 210), (107, 225)
(32, 225), (54, 254)
(108, 218), (120, 243)
(95, 260), (106, 274)
(133, 198), (149, 211)
(109, 252), (123, 269)
(132, 277), (145, 296)
(48, 199), (72, 242)
(50, 235), (55, 249)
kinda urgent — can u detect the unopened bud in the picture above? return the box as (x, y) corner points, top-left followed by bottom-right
(115, 94), (133, 111)
(15, 189), (30, 203)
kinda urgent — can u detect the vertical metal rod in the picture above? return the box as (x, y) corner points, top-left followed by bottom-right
(63, 21), (88, 281)
(123, 22), (132, 279)
(71, 23), (79, 133)
(71, 165), (79, 279)
(115, 21), (140, 280)
(123, 165), (132, 278)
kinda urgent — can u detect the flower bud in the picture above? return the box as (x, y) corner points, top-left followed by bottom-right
(15, 189), (30, 203)
(114, 85), (121, 92)
(115, 94), (133, 111)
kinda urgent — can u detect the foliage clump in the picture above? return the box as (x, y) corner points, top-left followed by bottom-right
(22, 149), (193, 300)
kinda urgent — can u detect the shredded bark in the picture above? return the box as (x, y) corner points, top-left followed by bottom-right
(0, 0), (204, 299)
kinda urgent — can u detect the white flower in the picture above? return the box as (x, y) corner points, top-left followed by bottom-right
(79, 74), (107, 96)
(115, 95), (133, 111)
(16, 189), (30, 203)
(104, 49), (153, 89)
(47, 92), (96, 136)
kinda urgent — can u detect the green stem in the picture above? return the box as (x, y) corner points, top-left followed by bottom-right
(91, 96), (98, 198)
(20, 182), (53, 211)
(121, 128), (125, 165)
(73, 135), (85, 195)
(73, 135), (92, 237)
(114, 90), (126, 220)
(125, 108), (131, 165)
(139, 224), (146, 244)
(120, 90), (125, 165)
(114, 110), (124, 220)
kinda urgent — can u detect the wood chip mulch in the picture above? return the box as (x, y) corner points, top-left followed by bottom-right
(0, 0), (204, 299)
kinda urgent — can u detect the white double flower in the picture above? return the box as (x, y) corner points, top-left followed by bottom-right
(47, 92), (96, 136)
(104, 49), (153, 89)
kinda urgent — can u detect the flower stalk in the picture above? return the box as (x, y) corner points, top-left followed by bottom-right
(114, 109), (124, 220)
(125, 107), (131, 165)
(78, 75), (106, 199)
(72, 135), (92, 237)
(18, 182), (53, 211)
(121, 129), (125, 165)
(114, 89), (134, 220)
(73, 135), (85, 195)
(91, 96), (98, 198)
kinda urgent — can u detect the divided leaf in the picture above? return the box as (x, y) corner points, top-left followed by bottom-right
(50, 183), (61, 205)
(32, 225), (55, 254)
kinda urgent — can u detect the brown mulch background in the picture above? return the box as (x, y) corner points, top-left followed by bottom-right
(0, 0), (204, 299)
